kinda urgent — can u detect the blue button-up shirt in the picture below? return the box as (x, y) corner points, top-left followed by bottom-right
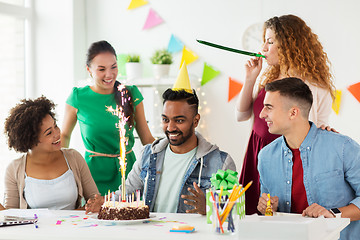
(258, 122), (360, 240)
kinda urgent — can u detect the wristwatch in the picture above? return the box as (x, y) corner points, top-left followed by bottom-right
(329, 208), (342, 218)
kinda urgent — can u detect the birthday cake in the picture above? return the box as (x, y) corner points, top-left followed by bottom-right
(97, 200), (149, 220)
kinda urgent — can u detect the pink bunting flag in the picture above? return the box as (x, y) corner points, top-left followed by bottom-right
(143, 8), (164, 30)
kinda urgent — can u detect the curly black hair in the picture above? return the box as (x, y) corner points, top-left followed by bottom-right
(4, 96), (56, 153)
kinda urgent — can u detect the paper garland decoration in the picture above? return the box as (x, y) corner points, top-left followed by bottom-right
(172, 63), (192, 93)
(228, 77), (243, 102)
(180, 47), (199, 68)
(201, 62), (220, 86)
(210, 169), (239, 190)
(167, 34), (184, 53)
(347, 82), (360, 103)
(116, 54), (128, 77)
(143, 8), (164, 30)
(332, 90), (342, 115)
(127, 0), (148, 10)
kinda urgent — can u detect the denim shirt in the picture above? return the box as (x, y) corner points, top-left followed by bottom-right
(122, 132), (236, 213)
(258, 122), (360, 240)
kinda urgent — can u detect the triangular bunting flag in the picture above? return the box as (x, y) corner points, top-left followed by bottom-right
(180, 47), (198, 68)
(172, 62), (192, 93)
(127, 0), (148, 10)
(332, 90), (342, 115)
(167, 34), (184, 53)
(228, 77), (243, 102)
(201, 62), (220, 86)
(347, 82), (360, 103)
(143, 8), (164, 30)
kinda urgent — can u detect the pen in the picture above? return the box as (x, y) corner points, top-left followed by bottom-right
(34, 214), (39, 229)
(196, 39), (266, 58)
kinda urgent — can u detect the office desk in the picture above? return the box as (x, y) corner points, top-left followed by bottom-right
(0, 209), (349, 240)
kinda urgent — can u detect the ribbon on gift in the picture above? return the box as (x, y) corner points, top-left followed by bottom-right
(210, 169), (238, 190)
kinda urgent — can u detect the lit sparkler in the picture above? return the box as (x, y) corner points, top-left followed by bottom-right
(106, 84), (129, 202)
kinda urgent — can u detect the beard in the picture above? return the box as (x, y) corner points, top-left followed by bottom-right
(165, 124), (194, 147)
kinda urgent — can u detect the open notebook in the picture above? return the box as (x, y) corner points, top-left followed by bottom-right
(0, 215), (37, 227)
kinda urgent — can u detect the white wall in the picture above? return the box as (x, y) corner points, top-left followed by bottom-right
(31, 0), (360, 172)
(81, 0), (360, 171)
(33, 0), (74, 112)
(32, 0), (87, 153)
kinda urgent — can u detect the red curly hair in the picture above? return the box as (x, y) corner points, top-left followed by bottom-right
(260, 15), (335, 98)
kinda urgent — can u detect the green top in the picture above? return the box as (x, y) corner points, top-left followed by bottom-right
(66, 85), (144, 195)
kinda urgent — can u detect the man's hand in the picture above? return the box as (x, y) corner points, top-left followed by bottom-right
(257, 193), (279, 215)
(85, 194), (104, 214)
(302, 203), (334, 218)
(181, 182), (206, 215)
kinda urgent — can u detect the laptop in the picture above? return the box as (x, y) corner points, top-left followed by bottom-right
(0, 215), (37, 227)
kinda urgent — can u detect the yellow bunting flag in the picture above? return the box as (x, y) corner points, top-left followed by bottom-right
(180, 47), (198, 68)
(127, 0), (148, 10)
(332, 90), (342, 115)
(201, 62), (220, 86)
(228, 77), (243, 102)
(347, 82), (360, 103)
(172, 62), (192, 93)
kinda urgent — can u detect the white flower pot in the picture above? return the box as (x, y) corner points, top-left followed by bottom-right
(126, 62), (142, 80)
(153, 64), (170, 79)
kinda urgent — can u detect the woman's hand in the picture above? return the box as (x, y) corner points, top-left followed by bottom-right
(245, 54), (263, 83)
(85, 194), (104, 214)
(236, 54), (264, 121)
(319, 124), (339, 133)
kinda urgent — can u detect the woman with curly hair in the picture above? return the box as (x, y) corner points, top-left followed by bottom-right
(2, 96), (99, 210)
(235, 14), (335, 215)
(61, 40), (154, 195)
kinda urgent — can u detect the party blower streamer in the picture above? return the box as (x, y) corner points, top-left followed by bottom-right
(106, 84), (130, 202)
(197, 39), (266, 58)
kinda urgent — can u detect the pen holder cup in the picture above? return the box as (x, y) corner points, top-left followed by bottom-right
(206, 189), (245, 224)
(209, 198), (239, 235)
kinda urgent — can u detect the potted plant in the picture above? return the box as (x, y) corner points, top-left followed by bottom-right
(150, 49), (173, 79)
(126, 54), (142, 80)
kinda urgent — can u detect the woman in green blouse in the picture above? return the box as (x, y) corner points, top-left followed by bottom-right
(61, 41), (154, 195)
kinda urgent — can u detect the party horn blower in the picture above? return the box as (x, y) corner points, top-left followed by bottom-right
(197, 39), (266, 58)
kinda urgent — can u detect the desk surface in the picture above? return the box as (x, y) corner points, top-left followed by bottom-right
(0, 209), (349, 240)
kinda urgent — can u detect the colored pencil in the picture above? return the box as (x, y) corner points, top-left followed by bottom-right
(210, 189), (224, 233)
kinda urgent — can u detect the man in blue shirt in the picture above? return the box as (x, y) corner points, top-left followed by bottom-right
(256, 77), (360, 240)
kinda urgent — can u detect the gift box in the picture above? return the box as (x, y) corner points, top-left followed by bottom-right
(206, 169), (246, 224)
